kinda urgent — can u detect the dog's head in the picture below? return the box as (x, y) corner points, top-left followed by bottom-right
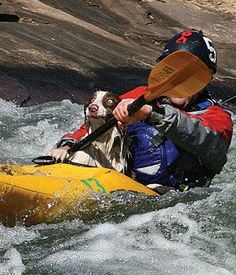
(85, 91), (121, 122)
(75, 90), (126, 172)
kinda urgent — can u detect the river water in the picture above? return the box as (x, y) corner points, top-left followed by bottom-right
(0, 98), (235, 275)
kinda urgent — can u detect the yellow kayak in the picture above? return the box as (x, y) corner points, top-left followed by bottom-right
(0, 163), (158, 227)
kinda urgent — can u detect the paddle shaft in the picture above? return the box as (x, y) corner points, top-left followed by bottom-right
(67, 51), (212, 154)
(67, 95), (146, 153)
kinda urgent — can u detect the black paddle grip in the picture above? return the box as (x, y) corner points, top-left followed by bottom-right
(127, 95), (146, 115)
(32, 155), (57, 165)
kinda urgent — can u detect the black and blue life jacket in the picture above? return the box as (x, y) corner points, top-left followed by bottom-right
(127, 122), (180, 186)
(126, 97), (216, 190)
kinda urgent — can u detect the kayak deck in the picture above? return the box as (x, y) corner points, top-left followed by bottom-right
(0, 163), (158, 227)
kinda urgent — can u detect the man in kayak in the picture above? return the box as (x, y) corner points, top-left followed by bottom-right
(48, 30), (233, 193)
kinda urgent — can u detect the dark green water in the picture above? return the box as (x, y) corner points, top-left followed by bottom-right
(0, 99), (235, 274)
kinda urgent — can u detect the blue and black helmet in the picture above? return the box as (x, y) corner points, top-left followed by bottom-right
(157, 30), (217, 73)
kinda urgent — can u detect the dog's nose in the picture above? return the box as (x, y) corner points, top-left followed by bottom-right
(88, 104), (99, 113)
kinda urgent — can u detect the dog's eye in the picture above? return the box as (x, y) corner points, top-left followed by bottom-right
(107, 99), (114, 105)
(90, 98), (95, 103)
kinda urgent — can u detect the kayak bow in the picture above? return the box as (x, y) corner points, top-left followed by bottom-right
(0, 163), (158, 227)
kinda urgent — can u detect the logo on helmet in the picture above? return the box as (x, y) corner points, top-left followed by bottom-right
(176, 31), (193, 44)
(202, 37), (217, 64)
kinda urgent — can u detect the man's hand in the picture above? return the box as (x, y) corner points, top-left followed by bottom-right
(47, 145), (70, 162)
(113, 98), (153, 125)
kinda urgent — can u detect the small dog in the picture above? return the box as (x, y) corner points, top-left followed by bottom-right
(69, 91), (126, 172)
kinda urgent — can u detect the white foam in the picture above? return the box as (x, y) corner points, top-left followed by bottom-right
(0, 99), (85, 162)
(0, 225), (38, 249)
(0, 248), (25, 275)
(40, 190), (235, 274)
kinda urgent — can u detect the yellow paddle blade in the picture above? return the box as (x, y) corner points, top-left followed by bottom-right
(146, 51), (212, 102)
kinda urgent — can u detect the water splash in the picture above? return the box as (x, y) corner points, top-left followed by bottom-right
(0, 99), (84, 163)
(0, 99), (235, 274)
(0, 248), (25, 275)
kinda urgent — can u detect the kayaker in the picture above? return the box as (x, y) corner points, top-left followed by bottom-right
(113, 30), (233, 192)
(47, 30), (233, 193)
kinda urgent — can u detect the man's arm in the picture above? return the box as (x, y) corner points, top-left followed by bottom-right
(148, 105), (233, 174)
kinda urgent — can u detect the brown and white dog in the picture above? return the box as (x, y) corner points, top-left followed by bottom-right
(69, 91), (126, 172)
